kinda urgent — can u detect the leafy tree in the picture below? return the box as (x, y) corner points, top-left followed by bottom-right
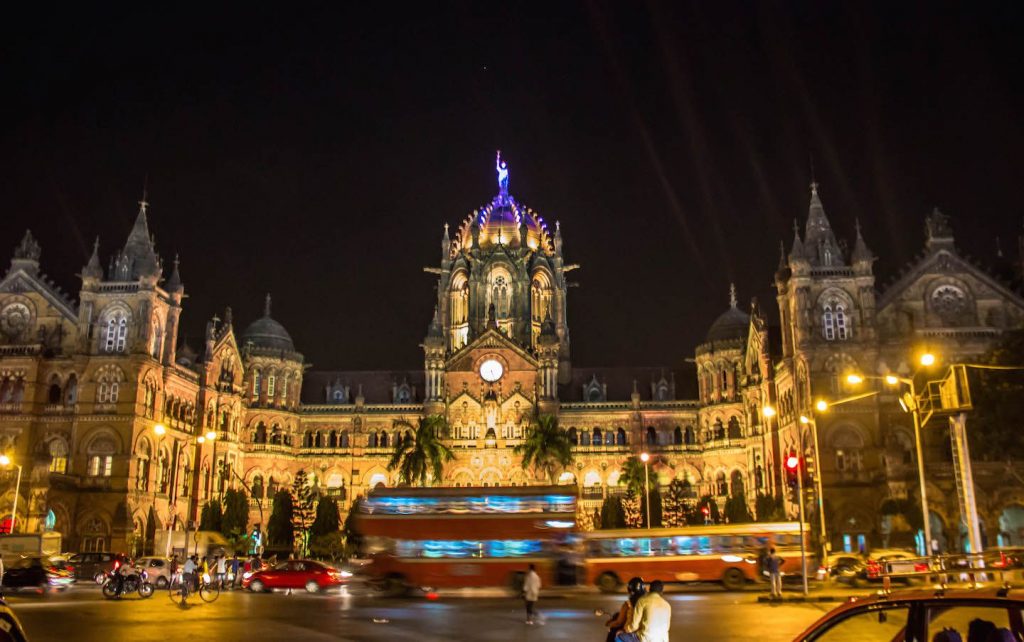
(754, 493), (785, 522)
(199, 499), (223, 532)
(663, 479), (691, 527)
(640, 483), (663, 528)
(267, 490), (295, 549)
(310, 532), (347, 561)
(724, 492), (753, 524)
(387, 415), (454, 486)
(617, 456), (648, 496)
(513, 414), (573, 483)
(575, 501), (595, 532)
(622, 490), (642, 528)
(221, 488), (250, 536)
(967, 329), (1024, 460)
(599, 496), (626, 529)
(292, 470), (315, 533)
(310, 497), (341, 540)
(343, 497), (364, 555)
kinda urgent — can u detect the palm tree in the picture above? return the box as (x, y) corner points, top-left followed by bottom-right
(514, 414), (573, 483)
(387, 415), (454, 486)
(618, 455), (662, 495)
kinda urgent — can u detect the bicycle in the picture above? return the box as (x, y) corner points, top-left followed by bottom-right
(167, 571), (220, 604)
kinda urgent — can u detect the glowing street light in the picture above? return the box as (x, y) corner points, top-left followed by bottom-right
(205, 431), (217, 441)
(885, 374), (900, 386)
(920, 353), (936, 367)
(846, 373), (864, 385)
(639, 452), (652, 530)
(0, 455), (22, 535)
(815, 399), (829, 412)
(761, 405), (776, 418)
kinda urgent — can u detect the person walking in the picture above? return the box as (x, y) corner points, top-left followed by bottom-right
(229, 555), (240, 589)
(605, 577), (645, 642)
(766, 548), (784, 599)
(216, 555), (227, 589)
(522, 564), (541, 625)
(617, 580), (671, 642)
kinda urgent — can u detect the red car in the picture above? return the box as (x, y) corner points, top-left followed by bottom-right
(243, 560), (350, 593)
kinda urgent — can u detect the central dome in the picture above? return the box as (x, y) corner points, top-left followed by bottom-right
(455, 194), (554, 254)
(241, 294), (296, 352)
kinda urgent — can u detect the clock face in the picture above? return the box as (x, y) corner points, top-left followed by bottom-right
(479, 359), (504, 382)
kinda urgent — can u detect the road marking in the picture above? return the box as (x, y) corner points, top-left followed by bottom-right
(5, 599), (109, 609)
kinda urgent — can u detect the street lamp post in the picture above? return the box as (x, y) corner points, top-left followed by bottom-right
(799, 415), (828, 560)
(640, 452), (651, 530)
(0, 455), (22, 535)
(847, 351), (936, 557)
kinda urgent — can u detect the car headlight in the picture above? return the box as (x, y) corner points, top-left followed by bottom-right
(340, 570), (353, 578)
(243, 571), (253, 580)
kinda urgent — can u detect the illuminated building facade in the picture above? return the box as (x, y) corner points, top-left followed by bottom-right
(0, 160), (1023, 554)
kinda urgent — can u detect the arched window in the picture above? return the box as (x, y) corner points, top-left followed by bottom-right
(180, 457), (192, 497)
(646, 426), (657, 446)
(684, 426), (695, 445)
(822, 304), (835, 341)
(835, 304), (848, 340)
(329, 430), (338, 448)
(492, 275), (510, 319)
(340, 431), (350, 448)
(332, 388), (345, 402)
(579, 430), (590, 446)
(96, 367), (122, 404)
(254, 422), (267, 444)
(87, 436), (116, 477)
(713, 419), (725, 440)
(716, 472), (728, 496)
(379, 431), (388, 448)
(135, 440), (151, 491)
(47, 375), (62, 404)
(833, 428), (865, 473)
(157, 450), (169, 493)
(149, 321), (163, 359)
(252, 475), (264, 499)
(616, 427), (626, 446)
(592, 428), (602, 447)
(267, 374), (276, 398)
(567, 428), (578, 446)
(48, 438), (68, 474)
(727, 417), (742, 439)
(252, 370), (262, 400)
(314, 431), (323, 448)
(369, 432), (378, 448)
(103, 310), (129, 353)
(730, 470), (744, 497)
(303, 432), (313, 448)
(673, 426), (683, 446)
(65, 374), (77, 406)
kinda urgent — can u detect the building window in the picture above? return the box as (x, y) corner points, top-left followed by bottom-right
(104, 313), (129, 353)
(822, 305), (835, 340)
(267, 375), (276, 398)
(88, 455), (113, 477)
(48, 439), (68, 474)
(835, 305), (848, 340)
(252, 371), (261, 400)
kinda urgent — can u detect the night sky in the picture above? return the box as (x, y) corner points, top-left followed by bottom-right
(2, 3), (1022, 371)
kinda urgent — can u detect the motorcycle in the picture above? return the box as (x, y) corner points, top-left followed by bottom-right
(101, 566), (155, 599)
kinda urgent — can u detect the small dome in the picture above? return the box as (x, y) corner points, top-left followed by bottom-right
(705, 284), (749, 343)
(241, 294), (296, 352)
(705, 307), (749, 343)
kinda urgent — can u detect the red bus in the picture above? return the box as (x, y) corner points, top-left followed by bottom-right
(583, 522), (812, 591)
(358, 485), (577, 593)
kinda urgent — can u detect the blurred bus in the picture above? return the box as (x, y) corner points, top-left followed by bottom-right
(358, 485), (577, 593)
(582, 522), (812, 591)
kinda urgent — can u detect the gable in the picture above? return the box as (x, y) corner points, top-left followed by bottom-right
(0, 269), (77, 323)
(878, 248), (1024, 332)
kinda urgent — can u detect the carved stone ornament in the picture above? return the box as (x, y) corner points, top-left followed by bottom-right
(0, 302), (32, 339)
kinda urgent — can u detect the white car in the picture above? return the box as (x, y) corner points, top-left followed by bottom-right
(133, 556), (173, 588)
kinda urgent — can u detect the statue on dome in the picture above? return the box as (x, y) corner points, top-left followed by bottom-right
(496, 150), (509, 196)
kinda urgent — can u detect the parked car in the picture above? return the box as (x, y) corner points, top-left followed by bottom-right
(243, 559), (350, 593)
(133, 556), (173, 588)
(794, 587), (1024, 641)
(839, 549), (919, 587)
(1, 555), (75, 591)
(817, 553), (865, 581)
(67, 552), (131, 584)
(0, 595), (29, 642)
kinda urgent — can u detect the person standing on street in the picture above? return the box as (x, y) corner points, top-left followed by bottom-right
(216, 555), (227, 589)
(522, 564), (542, 625)
(766, 548), (784, 599)
(618, 580), (671, 642)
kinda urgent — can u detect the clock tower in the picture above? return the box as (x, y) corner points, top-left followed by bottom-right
(422, 153), (572, 441)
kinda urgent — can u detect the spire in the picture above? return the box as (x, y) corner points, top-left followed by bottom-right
(728, 283), (738, 309)
(83, 237), (103, 280)
(263, 293), (273, 318)
(554, 220), (563, 256)
(165, 253), (183, 292)
(851, 218), (873, 265)
(9, 230), (41, 276)
(117, 191), (161, 279)
(426, 305), (443, 338)
(777, 240), (787, 271)
(925, 207), (954, 250)
(789, 219), (805, 261)
(804, 182), (841, 266)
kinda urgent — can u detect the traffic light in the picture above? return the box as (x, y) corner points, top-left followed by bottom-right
(784, 451), (800, 504)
